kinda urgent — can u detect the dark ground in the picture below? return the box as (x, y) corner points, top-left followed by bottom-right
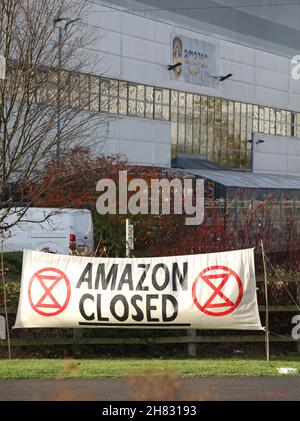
(0, 377), (299, 401)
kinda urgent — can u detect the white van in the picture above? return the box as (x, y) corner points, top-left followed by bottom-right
(1, 208), (94, 255)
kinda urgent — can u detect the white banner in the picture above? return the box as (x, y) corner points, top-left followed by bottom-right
(14, 249), (263, 330)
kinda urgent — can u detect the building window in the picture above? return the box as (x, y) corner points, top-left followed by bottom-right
(31, 67), (300, 171)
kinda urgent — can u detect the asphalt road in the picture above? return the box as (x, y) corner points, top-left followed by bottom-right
(0, 377), (299, 401)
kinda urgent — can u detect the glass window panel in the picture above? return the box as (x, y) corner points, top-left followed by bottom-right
(70, 73), (80, 108)
(270, 108), (275, 134)
(162, 106), (170, 121)
(221, 100), (228, 165)
(155, 88), (162, 104)
(100, 94), (109, 112)
(287, 112), (292, 136)
(137, 85), (145, 101)
(235, 102), (241, 127)
(171, 121), (178, 148)
(90, 75), (100, 111)
(145, 103), (154, 119)
(276, 110), (282, 135)
(77, 74), (88, 110)
(36, 70), (49, 104)
(221, 132), (228, 166)
(258, 106), (265, 132)
(179, 92), (186, 108)
(110, 80), (118, 97)
(171, 105), (177, 122)
(241, 103), (247, 132)
(100, 78), (109, 112)
(208, 127), (214, 160)
(264, 107), (270, 133)
(119, 81), (127, 98)
(128, 100), (137, 115)
(253, 105), (259, 120)
(281, 111), (287, 135)
(228, 101), (234, 123)
(201, 96), (208, 124)
(194, 95), (201, 113)
(297, 114), (300, 138)
(221, 100), (228, 123)
(129, 84), (137, 100)
(59, 70), (70, 108)
(207, 97), (214, 126)
(193, 116), (200, 154)
(100, 79), (109, 96)
(215, 127), (221, 162)
(155, 103), (162, 120)
(109, 97), (118, 114)
(247, 104), (253, 134)
(146, 86), (154, 103)
(228, 152), (234, 168)
(119, 98), (127, 115)
(253, 105), (258, 132)
(186, 110), (193, 153)
(171, 90), (178, 106)
(200, 125), (207, 156)
(215, 98), (222, 114)
(163, 89), (170, 105)
(215, 98), (222, 130)
(137, 101), (145, 117)
(234, 103), (241, 162)
(186, 93), (193, 108)
(234, 150), (240, 169)
(178, 112), (186, 152)
(228, 102), (235, 152)
(48, 71), (58, 106)
(246, 154), (252, 170)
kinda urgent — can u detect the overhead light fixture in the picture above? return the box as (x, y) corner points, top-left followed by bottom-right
(211, 73), (233, 82)
(53, 17), (81, 30)
(168, 62), (182, 71)
(219, 73), (232, 82)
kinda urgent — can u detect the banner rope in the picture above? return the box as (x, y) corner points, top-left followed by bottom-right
(261, 241), (270, 363)
(268, 330), (296, 342)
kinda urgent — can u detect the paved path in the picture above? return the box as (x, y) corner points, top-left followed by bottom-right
(0, 377), (299, 401)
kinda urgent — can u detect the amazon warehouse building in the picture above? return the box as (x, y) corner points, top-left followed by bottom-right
(83, 0), (300, 219)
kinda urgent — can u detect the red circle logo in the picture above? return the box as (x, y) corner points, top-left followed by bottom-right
(28, 268), (71, 317)
(192, 266), (243, 317)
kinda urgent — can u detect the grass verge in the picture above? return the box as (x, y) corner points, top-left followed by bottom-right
(0, 357), (300, 379)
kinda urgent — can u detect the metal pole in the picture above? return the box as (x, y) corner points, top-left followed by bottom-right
(126, 219), (131, 258)
(261, 240), (270, 363)
(1, 240), (12, 359)
(56, 26), (63, 160)
(297, 281), (300, 354)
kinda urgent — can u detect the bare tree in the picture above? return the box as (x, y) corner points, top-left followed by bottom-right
(0, 0), (109, 232)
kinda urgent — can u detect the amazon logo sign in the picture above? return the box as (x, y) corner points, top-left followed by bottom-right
(171, 34), (219, 88)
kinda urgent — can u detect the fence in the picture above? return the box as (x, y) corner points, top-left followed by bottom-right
(1, 274), (300, 357)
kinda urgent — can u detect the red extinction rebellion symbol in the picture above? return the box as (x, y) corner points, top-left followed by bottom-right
(192, 266), (243, 317)
(28, 268), (71, 317)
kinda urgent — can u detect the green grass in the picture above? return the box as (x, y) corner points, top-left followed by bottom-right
(0, 357), (300, 379)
